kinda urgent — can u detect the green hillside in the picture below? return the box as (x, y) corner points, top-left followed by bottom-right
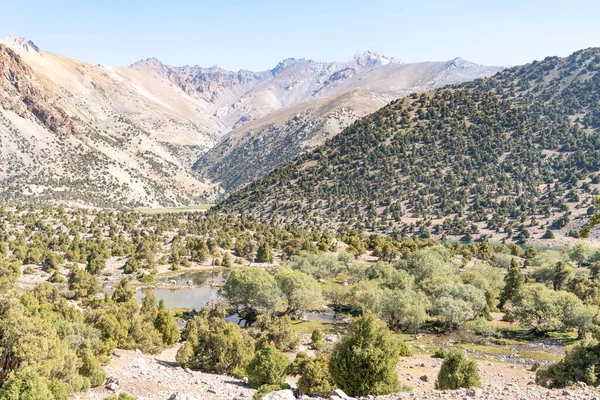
(219, 49), (600, 241)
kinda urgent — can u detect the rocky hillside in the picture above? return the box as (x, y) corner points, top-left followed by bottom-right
(219, 48), (600, 244)
(0, 35), (224, 207)
(0, 35), (501, 206)
(0, 44), (80, 136)
(195, 57), (503, 192)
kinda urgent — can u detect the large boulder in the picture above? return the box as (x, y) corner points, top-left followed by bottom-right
(260, 389), (296, 400)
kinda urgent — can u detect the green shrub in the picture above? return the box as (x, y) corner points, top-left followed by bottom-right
(222, 253), (232, 267)
(499, 264), (524, 308)
(466, 318), (499, 338)
(0, 296), (86, 394)
(138, 273), (154, 283)
(433, 348), (448, 359)
(68, 265), (100, 299)
(176, 315), (254, 376)
(47, 379), (68, 400)
(255, 243), (275, 263)
(398, 341), (412, 357)
(254, 314), (299, 352)
(247, 343), (289, 386)
(48, 272), (66, 284)
(287, 352), (311, 376)
(251, 384), (290, 400)
(0, 368), (58, 400)
(311, 328), (323, 343)
(435, 351), (481, 390)
(112, 279), (134, 303)
(123, 259), (138, 274)
(329, 314), (404, 396)
(536, 340), (600, 388)
(77, 341), (106, 387)
(298, 355), (335, 396)
(154, 300), (180, 346)
(311, 328), (324, 350)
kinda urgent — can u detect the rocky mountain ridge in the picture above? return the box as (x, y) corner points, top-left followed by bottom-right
(193, 57), (503, 193)
(130, 49), (407, 130)
(0, 35), (502, 206)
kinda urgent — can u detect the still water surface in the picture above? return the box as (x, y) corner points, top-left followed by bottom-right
(106, 269), (229, 310)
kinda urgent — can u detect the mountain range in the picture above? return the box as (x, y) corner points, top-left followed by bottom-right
(0, 35), (502, 206)
(219, 48), (600, 245)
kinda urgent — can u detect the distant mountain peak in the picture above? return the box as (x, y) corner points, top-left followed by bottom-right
(271, 58), (302, 75)
(353, 51), (401, 67)
(130, 57), (167, 69)
(0, 34), (40, 53)
(445, 57), (480, 69)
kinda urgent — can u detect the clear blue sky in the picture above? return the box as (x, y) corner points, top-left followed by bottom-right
(3, 0), (599, 71)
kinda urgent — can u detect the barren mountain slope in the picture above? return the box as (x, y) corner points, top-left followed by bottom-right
(2, 36), (224, 147)
(0, 38), (218, 207)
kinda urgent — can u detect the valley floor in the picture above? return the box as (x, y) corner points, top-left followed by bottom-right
(78, 344), (598, 400)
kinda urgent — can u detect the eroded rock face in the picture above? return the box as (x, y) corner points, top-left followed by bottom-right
(0, 44), (80, 135)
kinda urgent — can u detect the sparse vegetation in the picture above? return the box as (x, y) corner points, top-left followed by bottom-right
(2, 44), (600, 400)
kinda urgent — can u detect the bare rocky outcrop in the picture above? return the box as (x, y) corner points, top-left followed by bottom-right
(0, 44), (80, 135)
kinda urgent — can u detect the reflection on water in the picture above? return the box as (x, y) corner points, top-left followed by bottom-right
(160, 269), (228, 286)
(143, 268), (229, 309)
(134, 285), (220, 309)
(103, 269), (230, 310)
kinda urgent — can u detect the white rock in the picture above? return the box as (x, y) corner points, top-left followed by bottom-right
(131, 357), (146, 369)
(105, 383), (119, 392)
(260, 389), (296, 400)
(332, 389), (354, 400)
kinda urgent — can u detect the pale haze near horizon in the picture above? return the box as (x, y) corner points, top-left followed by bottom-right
(2, 0), (599, 70)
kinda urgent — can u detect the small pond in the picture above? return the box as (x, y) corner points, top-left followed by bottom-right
(105, 269), (230, 310)
(133, 285), (220, 310)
